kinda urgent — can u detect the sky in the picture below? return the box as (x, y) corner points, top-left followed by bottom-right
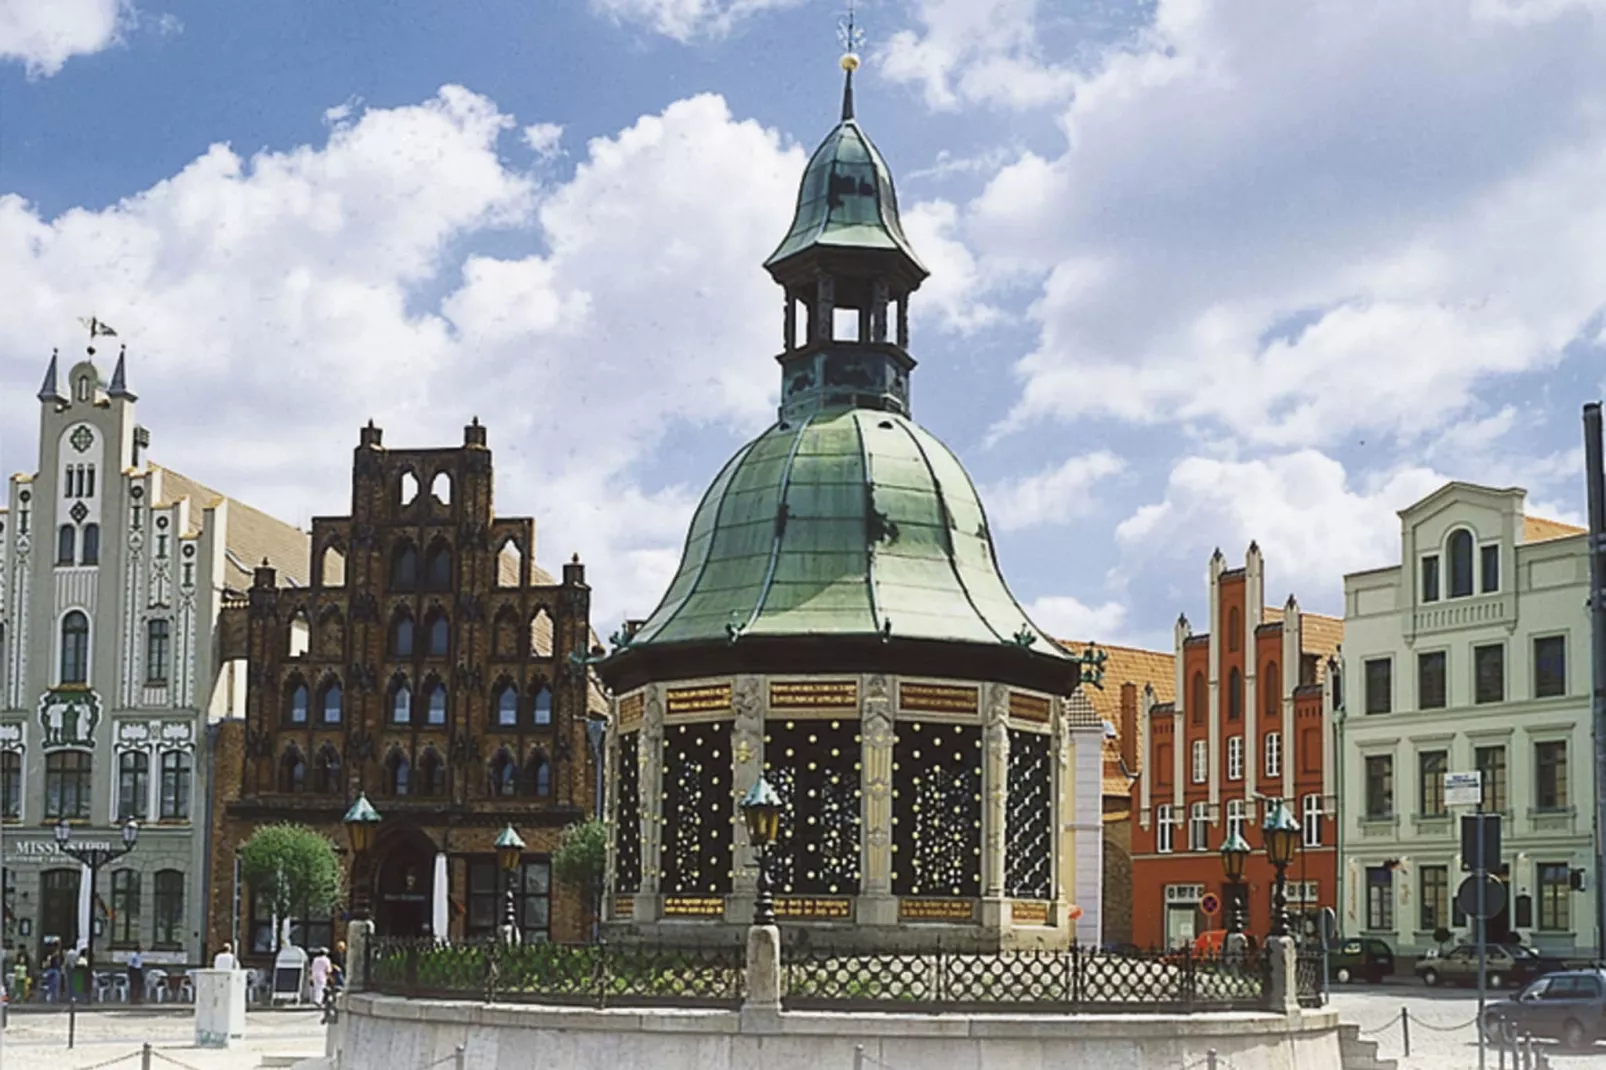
(3, 0), (1604, 652)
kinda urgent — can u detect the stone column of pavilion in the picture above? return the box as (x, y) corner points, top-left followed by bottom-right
(597, 53), (1102, 952)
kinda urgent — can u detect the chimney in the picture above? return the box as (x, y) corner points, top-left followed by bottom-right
(252, 559), (277, 590)
(359, 419), (383, 449)
(465, 416), (487, 448)
(1120, 681), (1139, 773)
(563, 551), (586, 587)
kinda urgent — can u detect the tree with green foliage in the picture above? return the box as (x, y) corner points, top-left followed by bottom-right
(237, 823), (343, 951)
(551, 817), (607, 938)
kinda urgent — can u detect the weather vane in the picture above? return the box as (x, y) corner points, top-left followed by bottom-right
(838, 0), (865, 65)
(77, 315), (118, 356)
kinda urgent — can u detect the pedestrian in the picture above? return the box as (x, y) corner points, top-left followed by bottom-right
(308, 947), (332, 1006)
(127, 944), (144, 1004)
(14, 946), (32, 1002)
(43, 945), (62, 1003)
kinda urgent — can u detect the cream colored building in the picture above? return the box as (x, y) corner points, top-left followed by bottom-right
(1338, 482), (1596, 960)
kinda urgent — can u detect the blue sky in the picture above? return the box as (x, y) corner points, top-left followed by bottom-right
(4, 0), (1605, 650)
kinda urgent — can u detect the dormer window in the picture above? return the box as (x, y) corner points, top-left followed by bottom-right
(1447, 529), (1475, 598)
(1480, 544), (1499, 594)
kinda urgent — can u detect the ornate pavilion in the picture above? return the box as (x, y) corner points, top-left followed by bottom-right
(598, 56), (1107, 950)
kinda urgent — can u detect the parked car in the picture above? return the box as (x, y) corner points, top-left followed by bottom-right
(1481, 969), (1606, 1049)
(1416, 943), (1553, 989)
(1329, 938), (1394, 984)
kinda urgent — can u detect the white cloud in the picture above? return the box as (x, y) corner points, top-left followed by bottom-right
(0, 0), (128, 76)
(1022, 594), (1128, 644)
(587, 0), (799, 42)
(984, 449), (1125, 532)
(522, 122), (564, 158)
(0, 88), (807, 626)
(880, 0), (1076, 111)
(901, 199), (1002, 334)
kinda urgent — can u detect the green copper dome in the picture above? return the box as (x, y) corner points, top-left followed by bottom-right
(629, 408), (1066, 656)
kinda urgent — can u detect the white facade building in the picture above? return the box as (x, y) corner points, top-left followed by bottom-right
(1, 346), (305, 966)
(1338, 482), (1596, 960)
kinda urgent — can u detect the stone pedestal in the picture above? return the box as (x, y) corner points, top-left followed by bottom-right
(194, 969), (247, 1048)
(743, 924), (781, 1010)
(1264, 935), (1298, 1017)
(346, 919), (374, 992)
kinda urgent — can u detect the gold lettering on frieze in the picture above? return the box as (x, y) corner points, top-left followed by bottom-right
(666, 683), (732, 716)
(769, 681), (859, 709)
(899, 683), (980, 715)
(774, 896), (853, 920)
(661, 896), (725, 917)
(619, 692), (645, 729)
(613, 896), (636, 918)
(1011, 900), (1051, 925)
(1008, 691), (1051, 723)
(898, 898), (978, 922)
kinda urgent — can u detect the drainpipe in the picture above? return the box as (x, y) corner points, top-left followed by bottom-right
(1582, 402), (1606, 961)
(1334, 672), (1347, 940)
(202, 721), (219, 961)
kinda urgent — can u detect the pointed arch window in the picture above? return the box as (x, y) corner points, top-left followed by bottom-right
(425, 680), (447, 725)
(525, 751), (551, 797)
(386, 749), (411, 796)
(391, 611), (415, 658)
(417, 748), (445, 797)
(390, 540), (418, 590)
(492, 609), (520, 658)
(320, 680), (343, 725)
(494, 682), (518, 727)
(314, 745), (341, 795)
(533, 684), (552, 726)
(1227, 667), (1243, 721)
(279, 746), (307, 794)
(391, 680), (413, 725)
(489, 749), (518, 797)
(425, 611), (449, 657)
(424, 539), (452, 591)
(286, 681), (309, 725)
(60, 610), (89, 685)
(81, 523), (100, 565)
(57, 524), (75, 566)
(1448, 529), (1475, 598)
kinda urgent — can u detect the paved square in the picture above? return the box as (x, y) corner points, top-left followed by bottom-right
(0, 1007), (328, 1070)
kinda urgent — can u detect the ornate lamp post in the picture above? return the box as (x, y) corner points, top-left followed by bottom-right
(494, 825), (526, 944)
(740, 777), (781, 927)
(342, 793), (382, 922)
(55, 818), (138, 1000)
(1262, 799), (1301, 939)
(1219, 826), (1250, 937)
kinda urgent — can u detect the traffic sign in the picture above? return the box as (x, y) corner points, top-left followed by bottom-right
(1200, 892), (1221, 916)
(1456, 874), (1506, 919)
(1445, 771), (1483, 807)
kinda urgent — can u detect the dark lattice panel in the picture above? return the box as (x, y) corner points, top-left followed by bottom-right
(614, 730), (642, 894)
(762, 719), (863, 896)
(892, 721), (981, 897)
(1004, 729), (1052, 900)
(661, 720), (733, 895)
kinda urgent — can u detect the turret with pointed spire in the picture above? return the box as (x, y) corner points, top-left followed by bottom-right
(108, 345), (136, 401)
(37, 349), (65, 404)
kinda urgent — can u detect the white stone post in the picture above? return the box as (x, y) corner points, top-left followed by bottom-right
(859, 675), (896, 927)
(193, 969), (246, 1048)
(1264, 935), (1299, 1016)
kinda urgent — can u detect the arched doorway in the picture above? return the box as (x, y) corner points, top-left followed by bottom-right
(372, 831), (436, 938)
(40, 867), (80, 961)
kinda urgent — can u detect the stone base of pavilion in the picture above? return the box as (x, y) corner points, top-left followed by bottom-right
(332, 994), (1344, 1070)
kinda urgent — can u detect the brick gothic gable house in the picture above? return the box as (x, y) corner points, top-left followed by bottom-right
(209, 419), (603, 959)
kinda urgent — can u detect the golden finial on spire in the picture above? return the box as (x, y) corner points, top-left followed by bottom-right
(838, 0), (864, 71)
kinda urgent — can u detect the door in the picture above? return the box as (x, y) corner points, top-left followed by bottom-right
(39, 867), (80, 960)
(374, 844), (434, 938)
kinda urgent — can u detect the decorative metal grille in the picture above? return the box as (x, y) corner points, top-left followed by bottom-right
(1295, 949), (1326, 1008)
(661, 720), (733, 895)
(614, 730), (642, 894)
(1004, 729), (1052, 899)
(762, 719), (862, 896)
(892, 720), (982, 897)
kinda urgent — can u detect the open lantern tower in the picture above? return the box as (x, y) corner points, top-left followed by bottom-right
(599, 56), (1107, 951)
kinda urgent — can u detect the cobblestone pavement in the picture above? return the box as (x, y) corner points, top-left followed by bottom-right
(1329, 980), (1605, 1070)
(0, 1007), (328, 1070)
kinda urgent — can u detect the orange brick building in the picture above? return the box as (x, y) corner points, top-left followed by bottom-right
(1127, 544), (1342, 947)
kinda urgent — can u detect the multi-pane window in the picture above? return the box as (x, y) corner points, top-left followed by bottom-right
(321, 682), (343, 724)
(1448, 529), (1474, 598)
(110, 869), (140, 947)
(1227, 736), (1243, 781)
(1191, 739), (1207, 784)
(118, 750), (149, 820)
(0, 751), (20, 819)
(533, 686), (552, 726)
(391, 683), (412, 724)
(1264, 732), (1281, 779)
(1420, 865), (1449, 931)
(60, 610), (89, 684)
(146, 619), (170, 684)
(1474, 644), (1504, 704)
(1418, 750), (1447, 817)
(1534, 636), (1566, 699)
(495, 684), (518, 727)
(1476, 746), (1508, 812)
(1538, 863), (1570, 931)
(153, 870), (184, 949)
(288, 683), (309, 725)
(1301, 793), (1323, 847)
(1365, 755), (1393, 819)
(426, 682), (447, 725)
(1364, 659), (1392, 714)
(392, 614), (414, 657)
(1156, 805), (1175, 853)
(1417, 651), (1446, 709)
(1226, 798), (1245, 839)
(427, 614), (449, 658)
(1189, 802), (1210, 852)
(1481, 544), (1500, 594)
(1366, 866), (1394, 931)
(465, 859), (551, 942)
(1535, 741), (1568, 810)
(515, 860), (552, 941)
(159, 750), (190, 820)
(46, 750), (92, 818)
(1421, 555), (1440, 602)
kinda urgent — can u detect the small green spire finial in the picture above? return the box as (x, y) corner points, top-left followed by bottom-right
(838, 1), (864, 120)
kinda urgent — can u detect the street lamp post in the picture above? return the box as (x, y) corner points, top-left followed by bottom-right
(1219, 826), (1250, 937)
(495, 825), (526, 944)
(739, 777), (781, 927)
(1262, 799), (1301, 939)
(342, 793), (382, 922)
(55, 818), (139, 1001)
